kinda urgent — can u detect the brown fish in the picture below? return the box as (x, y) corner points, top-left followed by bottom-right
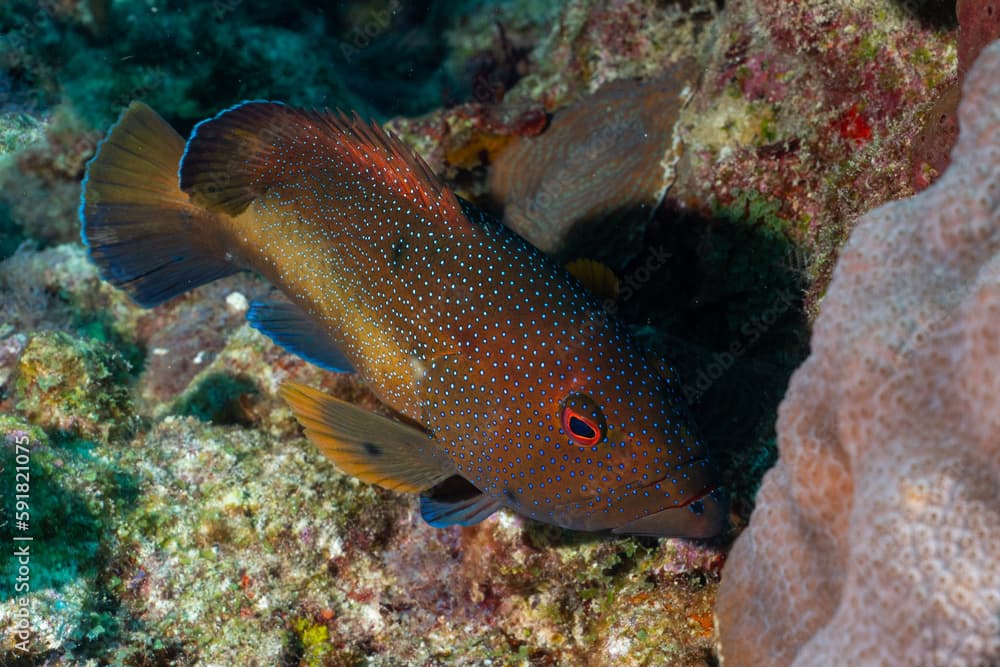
(79, 100), (727, 537)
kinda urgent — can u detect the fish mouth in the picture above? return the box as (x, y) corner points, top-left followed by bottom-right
(545, 455), (727, 537)
(621, 457), (729, 537)
(610, 486), (730, 538)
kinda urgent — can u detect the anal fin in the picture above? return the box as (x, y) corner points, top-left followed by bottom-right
(249, 297), (354, 372)
(419, 476), (503, 527)
(280, 382), (454, 493)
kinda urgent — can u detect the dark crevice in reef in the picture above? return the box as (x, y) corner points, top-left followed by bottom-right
(624, 203), (810, 525)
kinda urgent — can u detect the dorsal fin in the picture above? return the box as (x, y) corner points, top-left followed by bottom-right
(179, 100), (463, 219)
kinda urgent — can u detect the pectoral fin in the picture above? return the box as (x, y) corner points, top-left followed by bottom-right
(565, 258), (620, 302)
(280, 382), (455, 493)
(419, 475), (503, 527)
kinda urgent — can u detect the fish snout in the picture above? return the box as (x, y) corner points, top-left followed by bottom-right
(611, 486), (730, 538)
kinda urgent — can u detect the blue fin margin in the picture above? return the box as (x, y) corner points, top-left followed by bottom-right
(248, 297), (354, 373)
(419, 490), (503, 528)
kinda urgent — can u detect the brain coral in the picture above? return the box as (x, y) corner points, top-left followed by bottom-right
(714, 40), (1000, 666)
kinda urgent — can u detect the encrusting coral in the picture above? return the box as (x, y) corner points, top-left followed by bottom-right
(714, 39), (1000, 667)
(15, 331), (136, 441)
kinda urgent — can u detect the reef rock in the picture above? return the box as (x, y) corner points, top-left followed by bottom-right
(715, 41), (1000, 666)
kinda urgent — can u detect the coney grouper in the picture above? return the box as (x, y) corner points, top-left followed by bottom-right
(79, 101), (728, 537)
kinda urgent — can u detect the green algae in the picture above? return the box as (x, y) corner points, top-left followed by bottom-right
(14, 331), (138, 442)
(171, 371), (260, 426)
(291, 617), (336, 667)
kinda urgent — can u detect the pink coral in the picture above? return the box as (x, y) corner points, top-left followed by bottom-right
(714, 40), (1000, 666)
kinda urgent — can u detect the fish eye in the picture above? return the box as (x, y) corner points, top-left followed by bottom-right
(559, 393), (607, 447)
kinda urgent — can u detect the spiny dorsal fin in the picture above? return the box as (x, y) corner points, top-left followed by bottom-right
(280, 382), (455, 493)
(179, 100), (462, 220)
(565, 258), (620, 302)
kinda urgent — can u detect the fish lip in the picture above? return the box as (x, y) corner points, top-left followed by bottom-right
(610, 486), (730, 538)
(546, 456), (716, 514)
(630, 456), (712, 494)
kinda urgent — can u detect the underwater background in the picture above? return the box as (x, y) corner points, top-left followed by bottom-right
(1, 0), (998, 665)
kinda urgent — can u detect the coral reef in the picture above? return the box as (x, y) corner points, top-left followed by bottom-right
(0, 417), (135, 659)
(0, 410), (725, 665)
(715, 39), (1000, 667)
(401, 0), (957, 317)
(14, 331), (136, 442)
(0, 0), (989, 664)
(671, 0), (958, 316)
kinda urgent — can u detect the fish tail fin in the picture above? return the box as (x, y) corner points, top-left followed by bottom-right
(79, 101), (238, 307)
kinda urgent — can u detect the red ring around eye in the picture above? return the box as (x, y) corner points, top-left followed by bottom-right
(562, 407), (601, 446)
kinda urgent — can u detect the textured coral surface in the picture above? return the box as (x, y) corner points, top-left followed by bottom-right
(715, 40), (1000, 667)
